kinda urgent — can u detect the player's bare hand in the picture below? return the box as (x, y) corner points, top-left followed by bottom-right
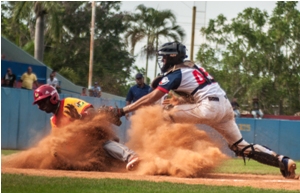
(64, 104), (82, 119)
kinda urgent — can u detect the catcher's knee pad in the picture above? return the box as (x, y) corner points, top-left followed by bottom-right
(229, 138), (281, 168)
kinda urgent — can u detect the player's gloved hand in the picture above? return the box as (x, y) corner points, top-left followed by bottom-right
(112, 107), (125, 117)
(98, 105), (125, 126)
(64, 104), (82, 119)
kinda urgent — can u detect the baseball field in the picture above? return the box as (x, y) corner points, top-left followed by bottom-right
(2, 150), (299, 192)
(2, 106), (299, 192)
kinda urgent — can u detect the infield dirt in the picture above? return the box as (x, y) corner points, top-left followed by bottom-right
(2, 106), (299, 191)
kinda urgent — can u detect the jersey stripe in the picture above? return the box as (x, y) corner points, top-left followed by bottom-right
(157, 86), (169, 93)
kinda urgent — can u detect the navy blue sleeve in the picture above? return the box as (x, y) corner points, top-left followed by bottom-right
(157, 70), (181, 93)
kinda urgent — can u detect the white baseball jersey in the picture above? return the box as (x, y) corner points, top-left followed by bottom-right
(157, 65), (226, 102)
(156, 64), (242, 146)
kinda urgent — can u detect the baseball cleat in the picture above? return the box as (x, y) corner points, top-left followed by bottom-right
(126, 156), (140, 171)
(281, 158), (299, 179)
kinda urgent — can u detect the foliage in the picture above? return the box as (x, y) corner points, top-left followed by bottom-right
(1, 1), (135, 96)
(197, 1), (300, 115)
(9, 1), (65, 61)
(45, 2), (135, 96)
(1, 2), (32, 48)
(124, 4), (185, 82)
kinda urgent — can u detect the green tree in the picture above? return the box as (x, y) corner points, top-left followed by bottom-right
(10, 1), (64, 62)
(2, 1), (135, 96)
(44, 2), (135, 96)
(1, 2), (32, 51)
(151, 9), (185, 77)
(125, 4), (185, 82)
(196, 1), (300, 115)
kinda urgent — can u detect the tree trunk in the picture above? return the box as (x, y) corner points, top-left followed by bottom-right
(154, 34), (158, 77)
(35, 14), (45, 62)
(145, 51), (149, 84)
(145, 36), (150, 84)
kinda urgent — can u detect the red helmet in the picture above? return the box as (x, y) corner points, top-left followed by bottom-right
(33, 85), (59, 105)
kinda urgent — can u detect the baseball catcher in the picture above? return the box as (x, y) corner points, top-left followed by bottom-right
(33, 85), (139, 171)
(102, 41), (298, 179)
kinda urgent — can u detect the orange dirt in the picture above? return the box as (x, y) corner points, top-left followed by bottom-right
(2, 106), (299, 191)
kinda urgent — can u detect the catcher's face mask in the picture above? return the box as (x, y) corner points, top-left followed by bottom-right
(160, 55), (178, 73)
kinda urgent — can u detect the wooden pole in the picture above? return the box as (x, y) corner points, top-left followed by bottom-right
(88, 1), (96, 89)
(190, 6), (196, 62)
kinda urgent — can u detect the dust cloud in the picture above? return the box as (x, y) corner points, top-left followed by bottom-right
(2, 105), (227, 177)
(2, 113), (123, 171)
(126, 105), (228, 177)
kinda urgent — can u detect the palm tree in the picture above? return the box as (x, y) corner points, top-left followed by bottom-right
(125, 5), (155, 82)
(125, 4), (185, 82)
(12, 1), (64, 62)
(151, 10), (185, 77)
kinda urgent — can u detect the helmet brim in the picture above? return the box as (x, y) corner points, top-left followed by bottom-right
(157, 51), (178, 56)
(33, 95), (50, 105)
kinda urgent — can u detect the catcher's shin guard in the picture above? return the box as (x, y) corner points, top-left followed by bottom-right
(229, 138), (281, 168)
(249, 151), (281, 168)
(230, 138), (299, 179)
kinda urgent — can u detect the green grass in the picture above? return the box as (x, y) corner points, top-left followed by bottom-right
(2, 150), (299, 193)
(213, 157), (295, 175)
(1, 173), (297, 193)
(1, 149), (19, 155)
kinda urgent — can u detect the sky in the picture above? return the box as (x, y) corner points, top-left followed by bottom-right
(119, 1), (300, 81)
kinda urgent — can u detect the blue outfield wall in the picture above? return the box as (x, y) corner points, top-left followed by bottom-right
(1, 87), (128, 149)
(235, 118), (300, 160)
(1, 87), (300, 160)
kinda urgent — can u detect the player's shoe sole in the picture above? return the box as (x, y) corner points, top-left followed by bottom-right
(126, 157), (140, 171)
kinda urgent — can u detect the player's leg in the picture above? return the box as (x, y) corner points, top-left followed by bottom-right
(229, 137), (298, 179)
(103, 140), (140, 171)
(258, 109), (264, 119)
(216, 117), (298, 179)
(233, 110), (238, 117)
(163, 97), (298, 179)
(236, 109), (241, 118)
(251, 110), (257, 118)
(162, 97), (226, 125)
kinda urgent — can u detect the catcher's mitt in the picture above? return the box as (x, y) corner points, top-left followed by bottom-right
(163, 90), (195, 105)
(97, 105), (125, 126)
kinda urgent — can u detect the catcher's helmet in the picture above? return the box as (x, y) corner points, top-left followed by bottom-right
(157, 42), (187, 73)
(157, 42), (187, 59)
(33, 85), (59, 105)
